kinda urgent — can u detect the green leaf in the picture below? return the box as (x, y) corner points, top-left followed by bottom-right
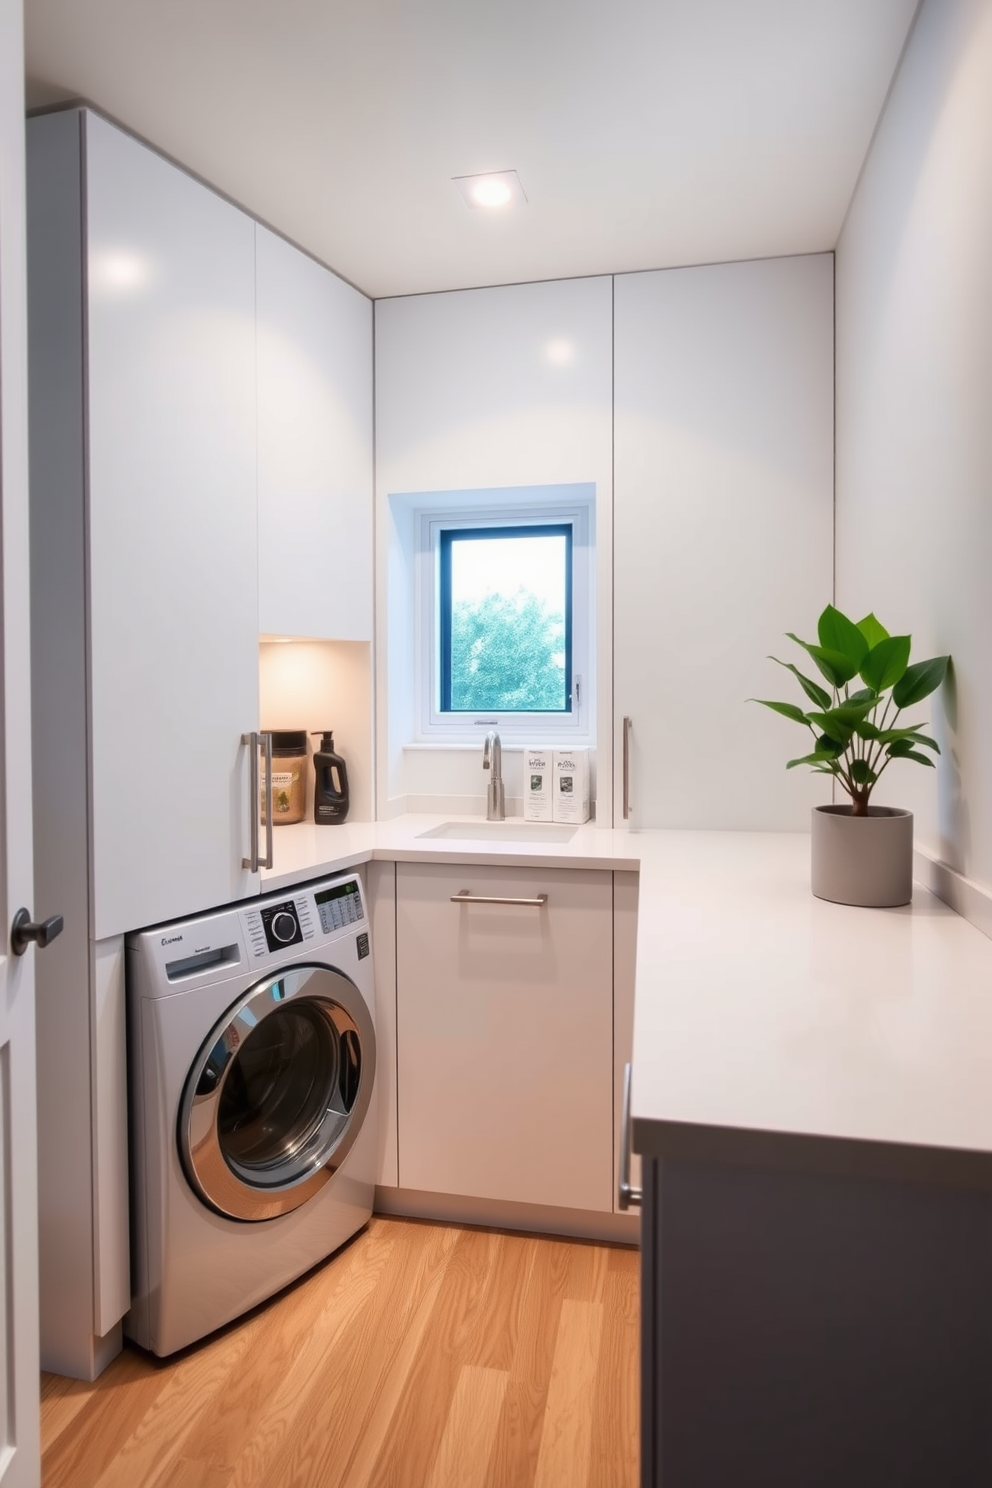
(888, 748), (936, 768)
(860, 635), (911, 692)
(787, 752), (842, 770)
(877, 727), (939, 752)
(846, 687), (879, 706)
(886, 739), (938, 766)
(876, 725), (925, 742)
(752, 699), (810, 724)
(892, 655), (950, 709)
(768, 657), (831, 710)
(787, 635), (861, 687)
(849, 758), (878, 785)
(857, 612), (890, 649)
(815, 734), (844, 758)
(817, 605), (869, 668)
(809, 698), (877, 732)
(806, 712), (854, 745)
(885, 738), (916, 756)
(855, 721), (880, 741)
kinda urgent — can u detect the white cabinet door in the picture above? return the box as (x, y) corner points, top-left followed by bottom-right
(256, 225), (373, 641)
(613, 254), (835, 830)
(85, 115), (260, 938)
(396, 862), (613, 1214)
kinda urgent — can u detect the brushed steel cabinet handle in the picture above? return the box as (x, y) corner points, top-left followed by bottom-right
(261, 731), (274, 869)
(450, 891), (549, 907)
(622, 715), (632, 821)
(618, 1061), (642, 1210)
(242, 731), (259, 871)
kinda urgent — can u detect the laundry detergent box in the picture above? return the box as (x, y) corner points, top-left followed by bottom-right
(524, 748), (554, 821)
(552, 747), (590, 824)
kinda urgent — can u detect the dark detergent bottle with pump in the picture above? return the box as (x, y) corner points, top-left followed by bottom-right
(311, 732), (350, 824)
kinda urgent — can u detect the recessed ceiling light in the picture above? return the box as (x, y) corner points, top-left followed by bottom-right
(453, 170), (527, 210)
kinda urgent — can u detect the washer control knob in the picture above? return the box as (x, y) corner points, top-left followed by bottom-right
(270, 910), (298, 943)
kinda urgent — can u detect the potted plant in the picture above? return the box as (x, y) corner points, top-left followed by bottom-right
(755, 605), (949, 907)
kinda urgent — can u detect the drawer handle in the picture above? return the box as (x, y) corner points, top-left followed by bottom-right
(450, 891), (548, 907)
(618, 1062), (642, 1210)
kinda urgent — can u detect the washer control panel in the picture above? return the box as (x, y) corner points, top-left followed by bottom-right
(314, 878), (364, 935)
(240, 874), (363, 962)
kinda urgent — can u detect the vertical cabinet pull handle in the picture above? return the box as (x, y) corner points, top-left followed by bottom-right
(622, 716), (633, 821)
(261, 731), (274, 869)
(618, 1062), (642, 1210)
(242, 732), (259, 872)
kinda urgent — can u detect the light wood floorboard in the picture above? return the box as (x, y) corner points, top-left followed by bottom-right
(41, 1217), (639, 1488)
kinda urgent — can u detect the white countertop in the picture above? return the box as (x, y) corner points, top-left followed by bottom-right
(259, 814), (641, 889)
(263, 817), (992, 1177)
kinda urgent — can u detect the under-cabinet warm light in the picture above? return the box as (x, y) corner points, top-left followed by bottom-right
(453, 170), (527, 210)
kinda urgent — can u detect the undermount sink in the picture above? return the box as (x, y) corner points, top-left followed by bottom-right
(417, 821), (578, 844)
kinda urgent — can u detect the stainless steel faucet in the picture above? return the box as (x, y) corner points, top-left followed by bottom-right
(483, 730), (505, 821)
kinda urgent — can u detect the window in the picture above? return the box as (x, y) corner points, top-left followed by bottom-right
(412, 487), (594, 743)
(439, 525), (572, 713)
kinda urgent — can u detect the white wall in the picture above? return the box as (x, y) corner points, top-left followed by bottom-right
(375, 277), (613, 817)
(836, 0), (992, 889)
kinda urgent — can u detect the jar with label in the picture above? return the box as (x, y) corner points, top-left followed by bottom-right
(262, 730), (308, 825)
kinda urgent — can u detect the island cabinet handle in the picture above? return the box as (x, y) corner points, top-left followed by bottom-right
(450, 891), (548, 907)
(618, 1062), (643, 1210)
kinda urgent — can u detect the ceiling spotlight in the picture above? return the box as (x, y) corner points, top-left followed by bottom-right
(453, 170), (527, 210)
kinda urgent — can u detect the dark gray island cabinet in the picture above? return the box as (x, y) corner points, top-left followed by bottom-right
(628, 832), (992, 1488)
(637, 1131), (992, 1488)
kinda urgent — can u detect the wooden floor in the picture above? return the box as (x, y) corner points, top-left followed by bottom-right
(41, 1216), (639, 1488)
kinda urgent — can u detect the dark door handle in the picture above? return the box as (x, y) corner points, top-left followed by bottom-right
(10, 908), (64, 957)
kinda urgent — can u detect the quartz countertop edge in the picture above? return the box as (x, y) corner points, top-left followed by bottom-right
(262, 817), (992, 1181)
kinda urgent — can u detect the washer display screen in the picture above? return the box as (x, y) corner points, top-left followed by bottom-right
(314, 880), (363, 933)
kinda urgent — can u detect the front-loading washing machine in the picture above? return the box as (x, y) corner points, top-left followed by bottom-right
(126, 869), (376, 1356)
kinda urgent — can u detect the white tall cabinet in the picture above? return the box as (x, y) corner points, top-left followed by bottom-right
(85, 116), (261, 938)
(613, 254), (835, 830)
(27, 108), (374, 1378)
(256, 226), (373, 641)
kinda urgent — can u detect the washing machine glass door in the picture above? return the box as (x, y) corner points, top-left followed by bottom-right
(179, 963), (376, 1221)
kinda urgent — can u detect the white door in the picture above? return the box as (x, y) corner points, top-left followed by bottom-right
(0, 0), (42, 1482)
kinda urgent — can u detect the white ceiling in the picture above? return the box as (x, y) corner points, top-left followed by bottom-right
(24, 0), (920, 300)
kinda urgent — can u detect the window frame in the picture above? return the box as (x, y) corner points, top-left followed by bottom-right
(413, 496), (594, 745)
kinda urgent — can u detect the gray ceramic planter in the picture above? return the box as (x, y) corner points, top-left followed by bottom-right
(811, 804), (914, 907)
